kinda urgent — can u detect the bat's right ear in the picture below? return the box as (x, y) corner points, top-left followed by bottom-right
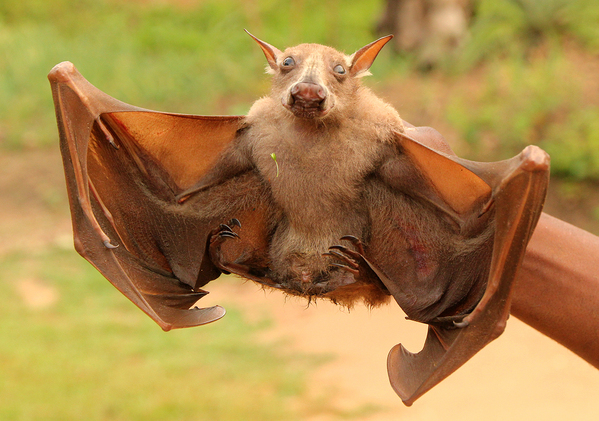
(350, 35), (393, 77)
(245, 29), (282, 72)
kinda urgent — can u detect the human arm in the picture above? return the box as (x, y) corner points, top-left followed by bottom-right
(512, 213), (599, 368)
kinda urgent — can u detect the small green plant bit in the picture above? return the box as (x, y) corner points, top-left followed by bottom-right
(271, 153), (280, 177)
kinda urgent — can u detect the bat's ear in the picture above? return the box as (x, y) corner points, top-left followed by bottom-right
(349, 35), (393, 77)
(245, 29), (282, 73)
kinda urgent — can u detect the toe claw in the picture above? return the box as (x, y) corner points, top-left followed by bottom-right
(219, 223), (233, 232)
(340, 235), (360, 243)
(229, 218), (241, 228)
(329, 244), (348, 252)
(330, 262), (359, 276)
(340, 235), (366, 254)
(329, 244), (361, 260)
(219, 231), (239, 239)
(325, 250), (359, 268)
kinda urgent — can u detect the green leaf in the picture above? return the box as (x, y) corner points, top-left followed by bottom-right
(271, 152), (279, 178)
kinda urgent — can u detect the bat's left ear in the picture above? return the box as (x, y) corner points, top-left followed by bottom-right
(350, 35), (393, 77)
(245, 29), (282, 72)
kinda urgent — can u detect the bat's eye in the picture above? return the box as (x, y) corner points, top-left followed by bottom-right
(282, 57), (295, 67)
(333, 64), (346, 75)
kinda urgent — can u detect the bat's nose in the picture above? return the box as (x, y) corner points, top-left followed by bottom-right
(290, 82), (326, 106)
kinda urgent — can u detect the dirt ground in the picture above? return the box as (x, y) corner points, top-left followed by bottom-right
(3, 147), (599, 420)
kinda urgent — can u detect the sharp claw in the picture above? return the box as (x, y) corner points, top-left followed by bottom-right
(340, 235), (360, 243)
(96, 118), (118, 149)
(219, 223), (233, 232)
(229, 218), (241, 228)
(478, 197), (494, 218)
(330, 262), (359, 276)
(176, 193), (191, 204)
(340, 235), (366, 254)
(329, 244), (349, 252)
(324, 250), (359, 268)
(329, 244), (361, 260)
(103, 239), (118, 249)
(219, 231), (239, 239)
(453, 320), (469, 328)
(323, 250), (341, 259)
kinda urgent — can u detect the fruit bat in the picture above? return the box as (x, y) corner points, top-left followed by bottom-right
(48, 33), (549, 405)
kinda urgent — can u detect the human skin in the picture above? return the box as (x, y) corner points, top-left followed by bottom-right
(512, 212), (599, 368)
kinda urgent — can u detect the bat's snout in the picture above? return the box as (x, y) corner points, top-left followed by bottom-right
(284, 82), (333, 119)
(291, 82), (326, 105)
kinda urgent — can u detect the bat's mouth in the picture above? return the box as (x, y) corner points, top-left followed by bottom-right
(283, 82), (334, 119)
(285, 101), (332, 119)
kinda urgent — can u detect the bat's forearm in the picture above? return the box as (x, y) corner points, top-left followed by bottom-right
(177, 147), (253, 201)
(512, 212), (599, 368)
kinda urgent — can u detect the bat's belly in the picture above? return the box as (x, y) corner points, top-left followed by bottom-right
(265, 199), (369, 292)
(219, 155), (381, 301)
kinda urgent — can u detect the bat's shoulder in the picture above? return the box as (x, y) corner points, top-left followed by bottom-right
(246, 97), (284, 123)
(397, 126), (456, 156)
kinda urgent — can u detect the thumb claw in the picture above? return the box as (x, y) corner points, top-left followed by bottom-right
(103, 239), (118, 249)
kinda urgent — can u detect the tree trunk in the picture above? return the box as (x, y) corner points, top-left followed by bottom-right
(377, 0), (472, 68)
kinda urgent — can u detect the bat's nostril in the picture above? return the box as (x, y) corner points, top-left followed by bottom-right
(291, 82), (326, 102)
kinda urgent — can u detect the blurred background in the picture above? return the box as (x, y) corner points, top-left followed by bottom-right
(1, 0), (598, 420)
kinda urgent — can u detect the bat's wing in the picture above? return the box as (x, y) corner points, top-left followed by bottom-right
(49, 61), (549, 401)
(385, 127), (549, 405)
(49, 61), (263, 331)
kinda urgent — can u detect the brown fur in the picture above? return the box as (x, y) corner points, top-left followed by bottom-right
(191, 37), (407, 307)
(186, 37), (495, 317)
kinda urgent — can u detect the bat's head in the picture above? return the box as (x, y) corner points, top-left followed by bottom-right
(246, 30), (392, 120)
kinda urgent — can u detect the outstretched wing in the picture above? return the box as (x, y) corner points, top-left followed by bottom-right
(49, 62), (267, 331)
(383, 127), (549, 405)
(49, 61), (550, 403)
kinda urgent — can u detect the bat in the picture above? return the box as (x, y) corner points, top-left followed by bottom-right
(48, 32), (549, 405)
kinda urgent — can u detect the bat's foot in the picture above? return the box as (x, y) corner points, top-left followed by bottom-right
(208, 218), (242, 274)
(324, 236), (387, 291)
(207, 218), (280, 288)
(210, 218), (241, 242)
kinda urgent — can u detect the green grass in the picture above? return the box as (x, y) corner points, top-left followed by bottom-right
(3, 1), (599, 416)
(0, 0), (389, 149)
(3, 0), (598, 180)
(0, 247), (325, 420)
(2, 0), (598, 179)
(443, 45), (599, 179)
(452, 0), (599, 70)
(2, 1), (599, 416)
(445, 51), (577, 157)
